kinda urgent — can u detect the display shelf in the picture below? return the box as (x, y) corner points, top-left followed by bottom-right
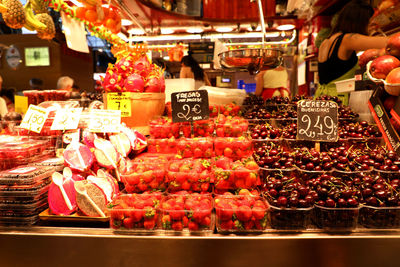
(1, 227), (400, 267)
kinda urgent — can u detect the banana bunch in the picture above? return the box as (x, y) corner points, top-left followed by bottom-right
(24, 0), (47, 31)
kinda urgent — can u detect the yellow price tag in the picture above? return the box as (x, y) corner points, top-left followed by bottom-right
(14, 95), (28, 114)
(20, 105), (49, 133)
(88, 110), (121, 133)
(107, 92), (131, 117)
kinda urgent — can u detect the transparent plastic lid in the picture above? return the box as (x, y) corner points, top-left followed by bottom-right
(0, 166), (53, 185)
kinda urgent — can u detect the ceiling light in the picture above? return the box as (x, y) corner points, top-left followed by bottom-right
(186, 28), (204, 33)
(216, 27), (233, 33)
(121, 19), (133, 26)
(276, 24), (295, 31)
(161, 28), (175, 34)
(128, 28), (145, 35)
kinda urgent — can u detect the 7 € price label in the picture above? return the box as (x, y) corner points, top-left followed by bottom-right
(51, 108), (83, 131)
(20, 105), (49, 133)
(107, 93), (131, 117)
(88, 109), (121, 133)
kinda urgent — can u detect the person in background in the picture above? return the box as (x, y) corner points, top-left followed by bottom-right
(0, 87), (15, 112)
(255, 66), (290, 100)
(71, 83), (80, 93)
(29, 78), (43, 90)
(153, 58), (172, 78)
(0, 75), (8, 117)
(317, 0), (388, 105)
(180, 53), (211, 89)
(57, 76), (74, 90)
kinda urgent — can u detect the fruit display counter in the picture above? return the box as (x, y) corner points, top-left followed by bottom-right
(2, 88), (400, 265)
(1, 226), (400, 267)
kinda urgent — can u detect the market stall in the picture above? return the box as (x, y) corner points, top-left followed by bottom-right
(1, 0), (400, 266)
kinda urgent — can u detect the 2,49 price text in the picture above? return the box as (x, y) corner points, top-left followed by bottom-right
(298, 115), (337, 141)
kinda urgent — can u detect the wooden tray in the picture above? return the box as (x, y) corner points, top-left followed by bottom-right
(39, 209), (109, 222)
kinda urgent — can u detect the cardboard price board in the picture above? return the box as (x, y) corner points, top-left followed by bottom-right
(106, 93), (131, 117)
(297, 100), (338, 142)
(171, 90), (209, 123)
(51, 108), (83, 131)
(88, 110), (121, 133)
(20, 105), (49, 133)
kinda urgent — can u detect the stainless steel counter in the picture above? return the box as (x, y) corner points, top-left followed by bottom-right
(1, 227), (400, 267)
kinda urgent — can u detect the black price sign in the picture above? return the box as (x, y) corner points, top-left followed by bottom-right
(171, 90), (209, 123)
(297, 100), (338, 142)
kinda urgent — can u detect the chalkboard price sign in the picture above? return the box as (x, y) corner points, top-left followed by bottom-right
(171, 90), (209, 123)
(297, 100), (338, 142)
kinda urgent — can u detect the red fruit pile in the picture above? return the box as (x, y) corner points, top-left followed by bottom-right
(160, 193), (213, 231)
(120, 158), (166, 193)
(149, 117), (180, 139)
(166, 158), (213, 192)
(176, 138), (214, 158)
(147, 137), (178, 154)
(215, 115), (248, 137)
(209, 103), (241, 117)
(213, 157), (260, 192)
(102, 52), (165, 93)
(215, 191), (267, 231)
(109, 192), (162, 230)
(181, 120), (215, 138)
(214, 137), (253, 160)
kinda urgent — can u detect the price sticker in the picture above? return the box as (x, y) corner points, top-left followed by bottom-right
(51, 108), (83, 131)
(107, 92), (131, 117)
(297, 100), (338, 142)
(20, 105), (49, 133)
(88, 109), (121, 133)
(171, 90), (209, 123)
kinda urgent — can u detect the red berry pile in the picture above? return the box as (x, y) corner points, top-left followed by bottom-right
(109, 192), (162, 230)
(215, 115), (248, 137)
(166, 158), (213, 192)
(215, 190), (267, 231)
(214, 137), (253, 160)
(213, 157), (260, 192)
(160, 192), (213, 231)
(176, 138), (214, 158)
(149, 117), (180, 139)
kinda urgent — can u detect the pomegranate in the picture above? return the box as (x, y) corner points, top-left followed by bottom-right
(124, 73), (145, 92)
(359, 48), (385, 67)
(370, 55), (400, 79)
(386, 32), (400, 59)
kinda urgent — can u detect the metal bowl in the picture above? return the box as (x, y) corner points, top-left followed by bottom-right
(218, 48), (283, 74)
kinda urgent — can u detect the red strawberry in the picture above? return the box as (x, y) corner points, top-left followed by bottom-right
(143, 218), (156, 230)
(188, 221), (199, 231)
(252, 206), (266, 220)
(193, 147), (203, 158)
(161, 215), (171, 229)
(182, 216), (189, 227)
(123, 217), (134, 229)
(171, 221), (183, 231)
(219, 220), (234, 230)
(130, 209), (144, 222)
(236, 205), (252, 222)
(243, 220), (255, 230)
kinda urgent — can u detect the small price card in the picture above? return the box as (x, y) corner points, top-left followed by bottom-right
(51, 108), (83, 131)
(297, 100), (338, 142)
(107, 92), (131, 117)
(20, 105), (49, 133)
(171, 90), (209, 123)
(88, 109), (121, 133)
